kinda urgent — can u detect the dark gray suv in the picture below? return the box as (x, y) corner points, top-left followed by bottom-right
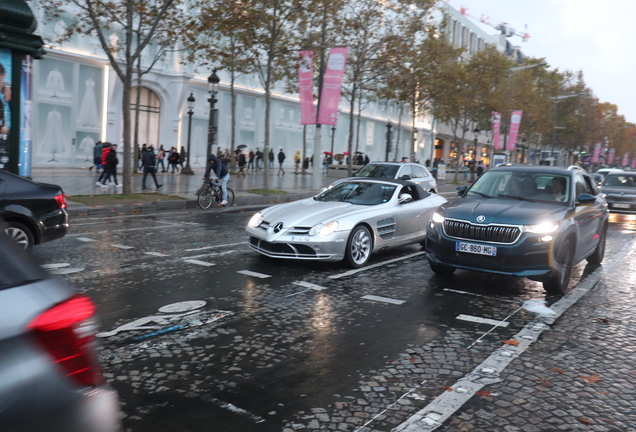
(0, 231), (120, 432)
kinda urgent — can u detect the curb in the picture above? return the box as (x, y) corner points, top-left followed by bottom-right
(67, 192), (317, 217)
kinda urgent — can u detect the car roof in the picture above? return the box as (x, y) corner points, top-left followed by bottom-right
(489, 165), (580, 175)
(596, 168), (624, 172)
(605, 171), (636, 176)
(340, 178), (419, 187)
(366, 161), (424, 166)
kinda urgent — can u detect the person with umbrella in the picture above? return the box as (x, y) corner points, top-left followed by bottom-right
(323, 151), (332, 174)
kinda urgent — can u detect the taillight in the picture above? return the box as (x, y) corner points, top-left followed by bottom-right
(27, 295), (101, 387)
(54, 193), (67, 209)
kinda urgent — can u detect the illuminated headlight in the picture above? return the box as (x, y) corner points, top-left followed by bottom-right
(309, 221), (339, 236)
(525, 222), (558, 234)
(431, 212), (445, 224)
(601, 193), (607, 198)
(248, 212), (263, 228)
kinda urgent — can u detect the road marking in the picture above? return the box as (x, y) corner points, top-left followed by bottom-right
(145, 252), (170, 257)
(443, 288), (518, 304)
(292, 281), (327, 291)
(111, 243), (134, 249)
(41, 263), (70, 269)
(361, 295), (406, 305)
(394, 237), (636, 432)
(184, 250), (237, 259)
(49, 267), (85, 275)
(182, 259), (216, 267)
(201, 395), (265, 424)
(329, 251), (425, 280)
(456, 314), (510, 328)
(237, 270), (272, 278)
(76, 237), (95, 242)
(184, 242), (245, 251)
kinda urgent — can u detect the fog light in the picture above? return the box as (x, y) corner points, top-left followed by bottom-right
(540, 235), (553, 242)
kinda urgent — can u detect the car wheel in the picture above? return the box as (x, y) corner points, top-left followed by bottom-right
(429, 260), (456, 276)
(543, 239), (573, 295)
(586, 225), (606, 265)
(5, 222), (34, 250)
(345, 225), (372, 268)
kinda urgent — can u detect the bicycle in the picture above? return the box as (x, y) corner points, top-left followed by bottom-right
(197, 179), (235, 209)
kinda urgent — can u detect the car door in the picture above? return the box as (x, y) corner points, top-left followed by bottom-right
(572, 173), (602, 260)
(395, 185), (432, 240)
(411, 165), (435, 191)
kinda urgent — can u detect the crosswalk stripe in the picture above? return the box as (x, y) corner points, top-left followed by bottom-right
(292, 281), (327, 291)
(237, 270), (272, 279)
(361, 295), (406, 305)
(456, 314), (510, 328)
(183, 259), (215, 267)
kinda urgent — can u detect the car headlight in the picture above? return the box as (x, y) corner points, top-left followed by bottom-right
(309, 221), (339, 236)
(431, 212), (445, 224)
(248, 212), (263, 228)
(525, 222), (559, 234)
(601, 193), (607, 198)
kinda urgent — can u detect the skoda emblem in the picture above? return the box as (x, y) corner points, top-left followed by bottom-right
(476, 215), (486, 223)
(272, 222), (284, 233)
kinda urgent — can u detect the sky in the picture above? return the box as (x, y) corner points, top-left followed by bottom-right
(445, 0), (636, 123)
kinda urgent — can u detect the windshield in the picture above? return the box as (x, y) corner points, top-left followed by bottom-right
(354, 164), (399, 179)
(467, 171), (570, 204)
(315, 182), (397, 205)
(604, 174), (636, 188)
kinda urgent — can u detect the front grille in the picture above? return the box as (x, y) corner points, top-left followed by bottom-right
(607, 194), (636, 202)
(443, 219), (521, 244)
(248, 237), (322, 259)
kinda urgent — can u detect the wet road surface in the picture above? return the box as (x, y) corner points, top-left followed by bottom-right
(32, 210), (636, 432)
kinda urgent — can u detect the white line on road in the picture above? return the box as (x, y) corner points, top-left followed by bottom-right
(184, 242), (246, 251)
(183, 250), (237, 259)
(237, 270), (272, 279)
(49, 267), (85, 275)
(76, 237), (95, 242)
(182, 259), (216, 267)
(144, 252), (170, 257)
(41, 263), (70, 269)
(361, 295), (406, 305)
(111, 243), (135, 249)
(292, 281), (328, 291)
(456, 314), (510, 328)
(202, 395), (265, 424)
(329, 251), (426, 280)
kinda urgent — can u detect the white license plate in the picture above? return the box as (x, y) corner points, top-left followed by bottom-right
(290, 236), (310, 242)
(456, 241), (497, 256)
(613, 203), (630, 209)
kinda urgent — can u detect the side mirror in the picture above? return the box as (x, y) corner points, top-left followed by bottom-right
(457, 185), (468, 196)
(577, 193), (596, 205)
(400, 175), (411, 180)
(398, 193), (413, 204)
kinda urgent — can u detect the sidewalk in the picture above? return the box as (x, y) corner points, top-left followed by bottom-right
(31, 167), (473, 217)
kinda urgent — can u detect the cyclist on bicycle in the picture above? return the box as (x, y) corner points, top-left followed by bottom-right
(203, 153), (230, 205)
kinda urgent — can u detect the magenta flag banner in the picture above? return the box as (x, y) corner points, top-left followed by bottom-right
(298, 51), (316, 125)
(632, 158), (636, 169)
(317, 47), (348, 125)
(491, 112), (501, 150)
(507, 111), (523, 151)
(608, 148), (616, 165)
(592, 143), (601, 163)
(622, 152), (629, 167)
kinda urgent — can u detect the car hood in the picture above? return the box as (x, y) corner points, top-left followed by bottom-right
(261, 198), (371, 227)
(442, 197), (566, 225)
(600, 186), (636, 195)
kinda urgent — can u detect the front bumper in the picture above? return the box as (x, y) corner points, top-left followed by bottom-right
(246, 228), (349, 262)
(606, 200), (636, 213)
(426, 224), (554, 277)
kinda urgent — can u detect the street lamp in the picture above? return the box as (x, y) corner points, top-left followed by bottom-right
(550, 92), (584, 166)
(181, 92), (196, 175)
(206, 69), (220, 159)
(330, 126), (336, 157)
(385, 121), (393, 162)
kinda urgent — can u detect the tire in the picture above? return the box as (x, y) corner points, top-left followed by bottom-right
(197, 188), (214, 209)
(5, 222), (34, 250)
(345, 225), (373, 268)
(224, 188), (235, 207)
(543, 239), (574, 295)
(429, 260), (456, 276)
(586, 225), (606, 265)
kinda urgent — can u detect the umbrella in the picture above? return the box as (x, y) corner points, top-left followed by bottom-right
(237, 144), (247, 150)
(342, 151), (349, 156)
(323, 151), (333, 155)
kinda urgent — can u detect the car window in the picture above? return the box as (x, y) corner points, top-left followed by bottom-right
(411, 165), (428, 179)
(354, 164), (399, 179)
(399, 165), (413, 179)
(0, 232), (47, 290)
(575, 174), (592, 196)
(603, 174), (636, 187)
(315, 182), (397, 205)
(584, 175), (599, 195)
(468, 171), (571, 204)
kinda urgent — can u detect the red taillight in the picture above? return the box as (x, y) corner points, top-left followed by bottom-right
(54, 193), (66, 209)
(27, 295), (101, 387)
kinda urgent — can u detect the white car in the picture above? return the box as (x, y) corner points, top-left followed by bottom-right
(595, 168), (624, 180)
(332, 162), (437, 193)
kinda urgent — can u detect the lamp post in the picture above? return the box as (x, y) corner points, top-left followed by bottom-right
(181, 93), (196, 175)
(550, 93), (584, 166)
(206, 69), (220, 159)
(385, 121), (393, 162)
(330, 126), (336, 156)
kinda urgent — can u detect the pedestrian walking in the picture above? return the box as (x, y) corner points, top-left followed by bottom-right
(138, 143), (147, 170)
(302, 157), (309, 173)
(294, 150), (301, 174)
(216, 146), (223, 158)
(156, 145), (166, 172)
(278, 149), (286, 175)
(323, 154), (329, 174)
(237, 151), (246, 176)
(432, 158), (439, 180)
(269, 149), (274, 169)
(141, 145), (162, 190)
(364, 154), (370, 165)
(179, 146), (187, 171)
(248, 149), (255, 171)
(96, 142), (112, 186)
(103, 144), (121, 187)
(89, 141), (103, 172)
(168, 147), (180, 173)
(255, 147), (263, 171)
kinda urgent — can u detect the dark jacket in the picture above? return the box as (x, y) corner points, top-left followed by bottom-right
(204, 155), (228, 179)
(269, 150), (274, 162)
(106, 148), (118, 168)
(238, 153), (246, 167)
(255, 150), (263, 160)
(248, 151), (254, 161)
(142, 149), (156, 169)
(278, 151), (286, 163)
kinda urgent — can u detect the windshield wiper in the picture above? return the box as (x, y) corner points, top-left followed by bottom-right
(498, 194), (539, 203)
(470, 191), (493, 199)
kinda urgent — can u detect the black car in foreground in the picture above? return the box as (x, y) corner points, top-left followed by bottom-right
(600, 172), (636, 213)
(0, 170), (69, 249)
(426, 166), (608, 294)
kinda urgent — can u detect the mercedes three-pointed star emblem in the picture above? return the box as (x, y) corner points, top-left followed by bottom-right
(272, 222), (284, 233)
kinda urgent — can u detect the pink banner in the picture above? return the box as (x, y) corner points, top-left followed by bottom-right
(507, 111), (523, 151)
(608, 148), (615, 165)
(298, 51), (316, 125)
(632, 158), (636, 169)
(592, 143), (601, 163)
(491, 112), (501, 150)
(317, 47), (348, 125)
(622, 153), (630, 167)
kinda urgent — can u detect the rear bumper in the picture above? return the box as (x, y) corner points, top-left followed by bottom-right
(39, 209), (69, 244)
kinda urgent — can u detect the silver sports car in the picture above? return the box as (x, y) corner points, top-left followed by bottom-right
(246, 179), (447, 267)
